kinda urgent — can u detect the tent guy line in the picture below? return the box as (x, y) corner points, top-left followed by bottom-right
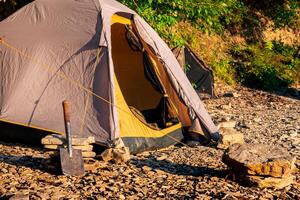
(0, 39), (155, 134)
(0, 38), (132, 115)
(0, 38), (190, 148)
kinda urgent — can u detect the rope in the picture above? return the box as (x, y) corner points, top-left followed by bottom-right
(79, 47), (100, 134)
(1, 39), (133, 116)
(0, 39), (190, 148)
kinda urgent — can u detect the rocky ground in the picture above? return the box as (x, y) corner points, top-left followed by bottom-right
(0, 85), (299, 199)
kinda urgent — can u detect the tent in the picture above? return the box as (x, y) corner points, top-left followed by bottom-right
(0, 0), (218, 153)
(173, 46), (215, 97)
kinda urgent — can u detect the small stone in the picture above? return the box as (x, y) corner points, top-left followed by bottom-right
(155, 169), (165, 174)
(41, 135), (63, 145)
(82, 151), (96, 158)
(101, 145), (130, 163)
(223, 143), (296, 178)
(217, 121), (236, 129)
(156, 154), (168, 161)
(223, 92), (240, 98)
(253, 117), (261, 122)
(217, 127), (244, 149)
(84, 159), (100, 171)
(220, 103), (232, 110)
(112, 146), (131, 163)
(1, 168), (8, 173)
(243, 175), (294, 189)
(142, 166), (152, 172)
(101, 148), (113, 162)
(8, 168), (17, 174)
(237, 121), (249, 129)
(158, 192), (165, 197)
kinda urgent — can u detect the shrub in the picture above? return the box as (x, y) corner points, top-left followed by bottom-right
(211, 58), (236, 85)
(231, 42), (299, 90)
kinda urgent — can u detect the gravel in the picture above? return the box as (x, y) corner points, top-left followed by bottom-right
(0, 85), (299, 199)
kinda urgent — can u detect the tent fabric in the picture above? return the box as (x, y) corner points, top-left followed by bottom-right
(173, 46), (215, 96)
(111, 22), (161, 111)
(0, 0), (218, 151)
(0, 0), (111, 143)
(133, 16), (218, 134)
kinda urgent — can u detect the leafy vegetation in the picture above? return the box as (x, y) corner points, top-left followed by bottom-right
(1, 0), (299, 90)
(231, 41), (299, 89)
(119, 0), (246, 44)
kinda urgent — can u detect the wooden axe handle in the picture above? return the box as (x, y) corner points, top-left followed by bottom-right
(62, 100), (73, 157)
(62, 100), (71, 123)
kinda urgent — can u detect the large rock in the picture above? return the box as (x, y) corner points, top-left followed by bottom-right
(243, 175), (295, 189)
(223, 143), (296, 178)
(217, 127), (244, 150)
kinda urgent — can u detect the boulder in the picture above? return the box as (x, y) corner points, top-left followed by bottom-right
(217, 127), (244, 150)
(223, 143), (296, 178)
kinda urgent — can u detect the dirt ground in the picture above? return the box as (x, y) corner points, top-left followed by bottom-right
(0, 85), (299, 199)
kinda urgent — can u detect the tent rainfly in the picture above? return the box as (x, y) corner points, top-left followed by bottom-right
(0, 0), (218, 153)
(173, 46), (215, 97)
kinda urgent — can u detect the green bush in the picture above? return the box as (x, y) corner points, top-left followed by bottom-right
(119, 0), (245, 44)
(211, 58), (236, 85)
(231, 42), (299, 90)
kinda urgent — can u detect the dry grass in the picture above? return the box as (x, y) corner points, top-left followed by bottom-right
(263, 19), (300, 46)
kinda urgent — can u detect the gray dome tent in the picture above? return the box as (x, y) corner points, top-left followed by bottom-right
(0, 0), (218, 153)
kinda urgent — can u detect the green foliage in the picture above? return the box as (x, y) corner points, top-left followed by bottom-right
(231, 42), (300, 90)
(249, 0), (300, 28)
(183, 63), (191, 73)
(119, 0), (245, 45)
(211, 59), (236, 85)
(272, 1), (299, 28)
(120, 0), (299, 45)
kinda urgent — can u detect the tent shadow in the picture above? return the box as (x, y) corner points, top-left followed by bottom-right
(0, 146), (61, 175)
(131, 155), (228, 177)
(0, 154), (61, 175)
